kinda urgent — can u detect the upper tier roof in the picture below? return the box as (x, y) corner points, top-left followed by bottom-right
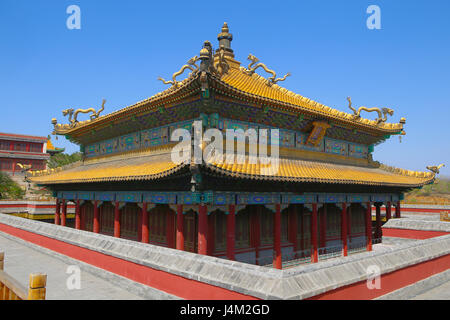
(51, 24), (405, 143)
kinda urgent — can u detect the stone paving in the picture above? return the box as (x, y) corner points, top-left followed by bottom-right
(0, 210), (448, 300)
(0, 233), (143, 300)
(412, 279), (450, 300)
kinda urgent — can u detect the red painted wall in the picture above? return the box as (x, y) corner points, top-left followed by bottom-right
(0, 222), (448, 300)
(308, 253), (450, 300)
(0, 222), (258, 300)
(382, 228), (449, 240)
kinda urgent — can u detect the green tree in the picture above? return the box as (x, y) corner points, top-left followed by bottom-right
(47, 152), (82, 169)
(0, 172), (25, 200)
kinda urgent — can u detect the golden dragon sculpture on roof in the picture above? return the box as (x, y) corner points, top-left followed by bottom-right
(347, 97), (394, 125)
(51, 99), (107, 134)
(158, 56), (200, 88)
(243, 54), (291, 86)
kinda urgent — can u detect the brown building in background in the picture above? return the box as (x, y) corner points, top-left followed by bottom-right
(0, 133), (50, 177)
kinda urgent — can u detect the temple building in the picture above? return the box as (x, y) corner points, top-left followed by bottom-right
(0, 133), (50, 177)
(29, 24), (436, 269)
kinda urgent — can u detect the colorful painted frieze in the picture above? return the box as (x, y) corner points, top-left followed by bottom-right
(77, 191), (95, 201)
(348, 143), (368, 159)
(95, 192), (116, 202)
(116, 192), (142, 203)
(282, 194), (317, 204)
(142, 192), (177, 204)
(346, 194), (370, 203)
(325, 139), (348, 156)
(318, 194), (347, 203)
(237, 193), (280, 205)
(59, 191), (77, 200)
(296, 133), (325, 152)
(371, 194), (390, 203)
(179, 192), (202, 205)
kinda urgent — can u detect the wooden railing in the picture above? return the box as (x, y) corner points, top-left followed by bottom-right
(0, 252), (47, 300)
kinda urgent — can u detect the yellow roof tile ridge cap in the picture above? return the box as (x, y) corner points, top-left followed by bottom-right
(82, 144), (176, 164)
(379, 162), (434, 179)
(77, 149), (175, 168)
(214, 73), (402, 133)
(35, 162), (187, 184)
(63, 74), (200, 134)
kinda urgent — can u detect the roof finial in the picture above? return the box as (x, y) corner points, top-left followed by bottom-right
(217, 22), (234, 57)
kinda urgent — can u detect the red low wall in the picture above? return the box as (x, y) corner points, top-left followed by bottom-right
(382, 228), (449, 240)
(308, 253), (450, 300)
(373, 207), (448, 214)
(0, 222), (258, 300)
(0, 222), (448, 300)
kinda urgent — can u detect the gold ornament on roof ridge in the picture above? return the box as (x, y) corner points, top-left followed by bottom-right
(347, 97), (394, 125)
(52, 99), (106, 134)
(158, 56), (200, 88)
(243, 54), (291, 86)
(17, 163), (32, 172)
(426, 164), (445, 175)
(213, 46), (230, 77)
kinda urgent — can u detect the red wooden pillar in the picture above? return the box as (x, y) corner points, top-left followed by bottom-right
(61, 199), (67, 227)
(227, 204), (236, 261)
(395, 201), (401, 219)
(207, 212), (215, 255)
(54, 199), (60, 225)
(366, 202), (373, 251)
(198, 204), (208, 255)
(386, 201), (392, 220)
(114, 201), (121, 238)
(141, 203), (149, 244)
(288, 205), (298, 254)
(311, 203), (318, 263)
(166, 208), (175, 249)
(75, 200), (81, 230)
(375, 204), (382, 239)
(93, 200), (99, 234)
(341, 203), (348, 257)
(319, 204), (327, 249)
(273, 204), (282, 270)
(176, 205), (184, 251)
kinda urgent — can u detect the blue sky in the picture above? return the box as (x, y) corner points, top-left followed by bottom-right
(1, 0), (449, 177)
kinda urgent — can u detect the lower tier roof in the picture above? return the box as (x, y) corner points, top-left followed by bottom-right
(30, 147), (434, 188)
(204, 155), (434, 188)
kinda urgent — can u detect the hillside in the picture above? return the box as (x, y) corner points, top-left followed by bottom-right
(404, 177), (450, 205)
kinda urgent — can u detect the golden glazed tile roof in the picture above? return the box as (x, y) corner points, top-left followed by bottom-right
(215, 58), (403, 133)
(204, 155), (434, 187)
(52, 50), (403, 139)
(30, 149), (186, 185)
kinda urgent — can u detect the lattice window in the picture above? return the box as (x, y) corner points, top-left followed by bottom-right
(100, 203), (115, 236)
(326, 204), (341, 240)
(121, 204), (139, 240)
(81, 202), (94, 232)
(302, 212), (312, 249)
(213, 211), (227, 252)
(0, 159), (12, 171)
(13, 143), (27, 152)
(350, 204), (366, 235)
(149, 205), (167, 243)
(0, 141), (10, 151)
(29, 143), (42, 153)
(235, 211), (250, 248)
(260, 209), (272, 245)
